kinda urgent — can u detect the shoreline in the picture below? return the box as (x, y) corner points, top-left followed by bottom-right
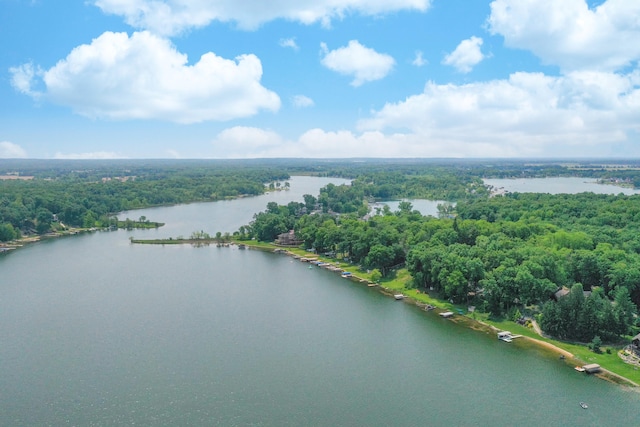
(9, 233), (639, 390)
(0, 227), (100, 253)
(240, 241), (640, 390)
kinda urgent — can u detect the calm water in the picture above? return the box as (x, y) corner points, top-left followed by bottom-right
(484, 177), (640, 195)
(377, 199), (449, 217)
(1, 176), (639, 426)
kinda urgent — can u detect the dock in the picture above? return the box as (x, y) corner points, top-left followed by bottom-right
(575, 364), (601, 373)
(497, 331), (523, 342)
(582, 363), (601, 374)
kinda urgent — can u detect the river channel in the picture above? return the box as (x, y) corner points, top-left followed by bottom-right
(1, 176), (638, 426)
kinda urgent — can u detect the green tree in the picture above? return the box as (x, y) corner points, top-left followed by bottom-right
(0, 223), (17, 241)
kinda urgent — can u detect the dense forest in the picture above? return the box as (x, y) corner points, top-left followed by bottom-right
(240, 162), (640, 345)
(2, 158), (640, 346)
(0, 159), (289, 240)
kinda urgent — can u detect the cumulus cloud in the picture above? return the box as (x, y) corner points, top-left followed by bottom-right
(9, 62), (42, 98)
(94, 0), (431, 35)
(357, 71), (640, 156)
(292, 95), (314, 108)
(442, 36), (485, 73)
(488, 0), (640, 71)
(210, 65), (639, 158)
(279, 37), (299, 50)
(11, 31), (280, 123)
(320, 40), (395, 86)
(0, 141), (27, 158)
(212, 126), (284, 157)
(53, 151), (124, 159)
(412, 50), (427, 67)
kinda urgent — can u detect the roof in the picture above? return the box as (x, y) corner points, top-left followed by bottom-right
(554, 287), (570, 299)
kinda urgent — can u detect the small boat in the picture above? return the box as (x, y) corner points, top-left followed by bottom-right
(497, 331), (513, 342)
(394, 294), (404, 300)
(439, 311), (454, 318)
(580, 402), (588, 409)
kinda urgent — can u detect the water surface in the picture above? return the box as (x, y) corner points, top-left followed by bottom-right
(484, 177), (640, 195)
(1, 176), (638, 426)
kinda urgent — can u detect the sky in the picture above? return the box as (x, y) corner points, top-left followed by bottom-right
(1, 0), (639, 159)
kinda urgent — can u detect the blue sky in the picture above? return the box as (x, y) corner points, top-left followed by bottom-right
(1, 0), (639, 159)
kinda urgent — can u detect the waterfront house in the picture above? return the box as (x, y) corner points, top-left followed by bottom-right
(276, 230), (303, 246)
(632, 333), (640, 355)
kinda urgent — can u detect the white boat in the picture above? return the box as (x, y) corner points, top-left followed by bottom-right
(439, 311), (454, 318)
(497, 331), (513, 342)
(580, 402), (588, 409)
(394, 294), (404, 300)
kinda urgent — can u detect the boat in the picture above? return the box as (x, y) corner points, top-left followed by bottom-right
(580, 402), (588, 409)
(439, 311), (454, 318)
(394, 294), (404, 300)
(497, 331), (513, 342)
(341, 271), (352, 278)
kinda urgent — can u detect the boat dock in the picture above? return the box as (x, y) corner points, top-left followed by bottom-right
(497, 331), (522, 342)
(576, 363), (601, 374)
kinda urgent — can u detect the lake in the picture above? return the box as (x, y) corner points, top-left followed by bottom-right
(377, 199), (450, 217)
(484, 177), (640, 195)
(1, 176), (638, 426)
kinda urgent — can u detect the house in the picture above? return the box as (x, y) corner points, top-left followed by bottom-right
(632, 333), (640, 355)
(554, 286), (593, 301)
(554, 287), (570, 300)
(276, 230), (303, 246)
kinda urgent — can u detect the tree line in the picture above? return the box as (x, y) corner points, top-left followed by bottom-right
(241, 176), (639, 344)
(0, 160), (289, 241)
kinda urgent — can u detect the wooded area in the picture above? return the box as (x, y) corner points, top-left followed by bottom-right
(2, 158), (640, 345)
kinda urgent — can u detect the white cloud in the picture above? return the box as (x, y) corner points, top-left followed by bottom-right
(0, 141), (27, 158)
(356, 71), (640, 156)
(279, 37), (299, 50)
(53, 151), (124, 159)
(320, 40), (395, 86)
(13, 31), (280, 123)
(296, 129), (418, 157)
(166, 149), (182, 158)
(442, 36), (485, 73)
(412, 50), (427, 67)
(94, 0), (431, 35)
(9, 62), (42, 98)
(210, 66), (639, 158)
(488, 0), (640, 72)
(292, 95), (314, 108)
(212, 126), (284, 157)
